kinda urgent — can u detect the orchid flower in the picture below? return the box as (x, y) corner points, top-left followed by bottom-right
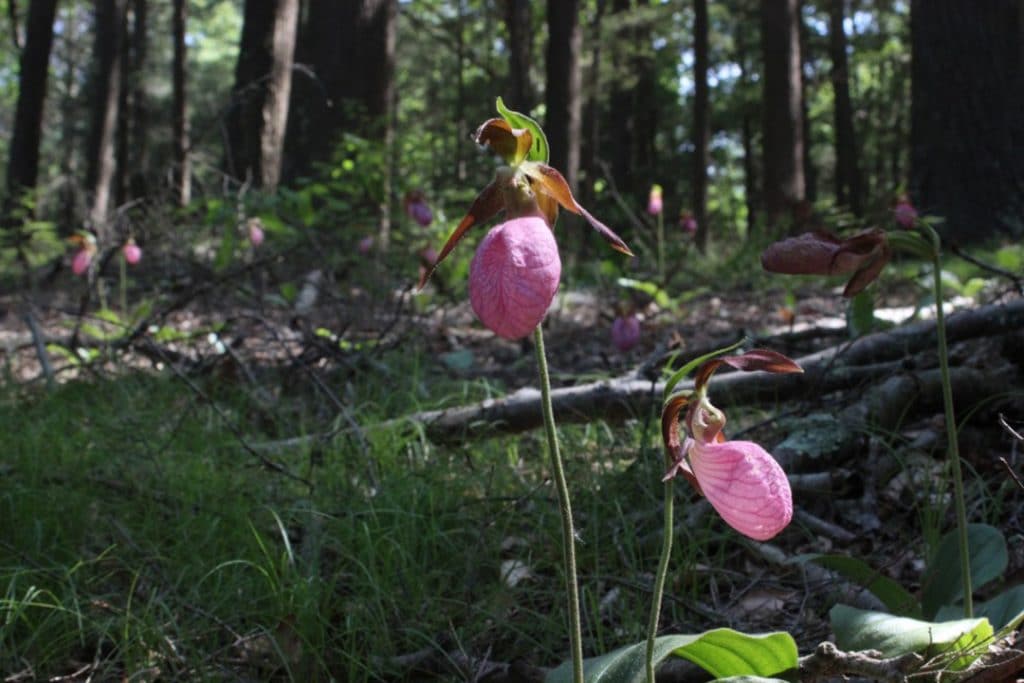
(611, 314), (641, 352)
(122, 239), (142, 265)
(893, 194), (918, 229)
(404, 190), (434, 227)
(661, 349), (802, 541)
(420, 98), (632, 340)
(680, 210), (697, 235)
(647, 185), (663, 216)
(760, 228), (890, 297)
(247, 218), (265, 247)
(69, 232), (97, 276)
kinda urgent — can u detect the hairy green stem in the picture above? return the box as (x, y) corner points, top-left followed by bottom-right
(120, 252), (128, 316)
(646, 478), (674, 683)
(925, 224), (973, 617)
(534, 325), (584, 683)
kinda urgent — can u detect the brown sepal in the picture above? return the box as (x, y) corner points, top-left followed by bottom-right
(418, 180), (504, 289)
(694, 349), (802, 392)
(474, 118), (532, 165)
(525, 164), (634, 256)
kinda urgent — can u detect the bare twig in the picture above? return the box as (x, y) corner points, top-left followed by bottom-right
(950, 244), (1024, 295)
(799, 641), (923, 682)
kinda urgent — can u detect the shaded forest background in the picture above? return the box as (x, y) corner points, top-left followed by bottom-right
(2, 0), (1023, 286)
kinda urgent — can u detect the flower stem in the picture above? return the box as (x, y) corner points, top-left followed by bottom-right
(646, 478), (674, 683)
(657, 212), (666, 283)
(925, 224), (973, 618)
(533, 325), (584, 683)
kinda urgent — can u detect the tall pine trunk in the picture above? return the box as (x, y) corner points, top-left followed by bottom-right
(760, 0), (806, 223)
(829, 0), (862, 214)
(910, 0), (1023, 242)
(225, 0), (273, 183)
(172, 0), (190, 205)
(5, 0), (58, 222)
(259, 0), (299, 191)
(546, 0), (582, 191)
(86, 0), (129, 235)
(692, 0), (710, 252)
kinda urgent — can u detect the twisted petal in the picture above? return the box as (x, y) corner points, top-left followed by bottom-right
(689, 439), (792, 541)
(469, 216), (561, 340)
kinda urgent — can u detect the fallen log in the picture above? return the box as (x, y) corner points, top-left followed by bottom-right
(398, 298), (1024, 443)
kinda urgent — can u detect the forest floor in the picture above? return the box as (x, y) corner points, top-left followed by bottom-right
(0, 248), (1022, 681)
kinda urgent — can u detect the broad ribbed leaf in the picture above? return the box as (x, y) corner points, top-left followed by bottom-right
(546, 630), (798, 683)
(803, 554), (920, 617)
(922, 523), (1007, 620)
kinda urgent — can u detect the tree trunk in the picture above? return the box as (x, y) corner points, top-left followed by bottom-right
(607, 0), (633, 197)
(545, 0), (582, 191)
(692, 0), (710, 252)
(829, 0), (862, 214)
(5, 0), (58, 218)
(126, 0), (149, 200)
(910, 0), (1024, 243)
(760, 0), (806, 223)
(798, 1), (816, 203)
(172, 0), (190, 205)
(259, 0), (298, 191)
(86, 0), (129, 235)
(225, 0), (274, 182)
(503, 0), (533, 112)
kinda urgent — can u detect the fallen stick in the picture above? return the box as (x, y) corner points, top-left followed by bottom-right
(397, 297), (1024, 443)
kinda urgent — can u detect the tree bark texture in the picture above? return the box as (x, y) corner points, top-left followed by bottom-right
(545, 0), (582, 190)
(225, 0), (274, 183)
(607, 0), (634, 198)
(910, 0), (1024, 243)
(127, 0), (149, 201)
(5, 0), (58, 216)
(503, 0), (534, 112)
(259, 0), (299, 191)
(798, 1), (816, 203)
(829, 0), (862, 215)
(172, 0), (190, 205)
(86, 0), (129, 234)
(692, 0), (710, 252)
(760, 0), (806, 222)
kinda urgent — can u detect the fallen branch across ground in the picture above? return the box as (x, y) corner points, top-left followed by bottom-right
(393, 298), (1024, 444)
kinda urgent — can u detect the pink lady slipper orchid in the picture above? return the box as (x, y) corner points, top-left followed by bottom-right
(647, 184), (663, 216)
(761, 228), (890, 297)
(611, 314), (641, 352)
(122, 239), (142, 265)
(69, 232), (97, 276)
(358, 235), (374, 255)
(420, 99), (632, 340)
(893, 195), (918, 229)
(247, 218), (265, 247)
(404, 190), (434, 227)
(680, 210), (697, 235)
(662, 349), (802, 541)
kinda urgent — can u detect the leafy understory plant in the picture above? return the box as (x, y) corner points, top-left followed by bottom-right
(421, 98), (633, 683)
(762, 211), (1024, 668)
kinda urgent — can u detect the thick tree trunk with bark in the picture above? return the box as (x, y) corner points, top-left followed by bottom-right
(259, 0), (299, 191)
(910, 0), (1024, 243)
(829, 0), (862, 215)
(692, 0), (710, 252)
(5, 0), (58, 220)
(503, 0), (533, 112)
(172, 0), (190, 205)
(545, 0), (582, 190)
(86, 0), (129, 235)
(607, 0), (633, 196)
(225, 0), (274, 183)
(761, 0), (806, 223)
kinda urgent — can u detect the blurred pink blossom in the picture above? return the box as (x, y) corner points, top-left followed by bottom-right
(469, 216), (561, 340)
(611, 314), (641, 352)
(405, 191), (434, 227)
(358, 235), (374, 254)
(123, 241), (142, 265)
(646, 184), (663, 216)
(248, 221), (265, 247)
(72, 249), (93, 276)
(680, 210), (697, 235)
(893, 196), (918, 229)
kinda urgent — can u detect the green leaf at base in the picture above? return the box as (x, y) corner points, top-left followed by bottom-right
(546, 629), (798, 683)
(921, 523), (1007, 620)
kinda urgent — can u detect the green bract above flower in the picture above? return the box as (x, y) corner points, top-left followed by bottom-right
(419, 100), (632, 290)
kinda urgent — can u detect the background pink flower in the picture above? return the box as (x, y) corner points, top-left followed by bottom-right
(647, 185), (663, 216)
(248, 221), (265, 247)
(894, 196), (917, 228)
(358, 235), (374, 254)
(611, 314), (641, 352)
(469, 216), (561, 340)
(72, 249), (92, 276)
(123, 241), (142, 265)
